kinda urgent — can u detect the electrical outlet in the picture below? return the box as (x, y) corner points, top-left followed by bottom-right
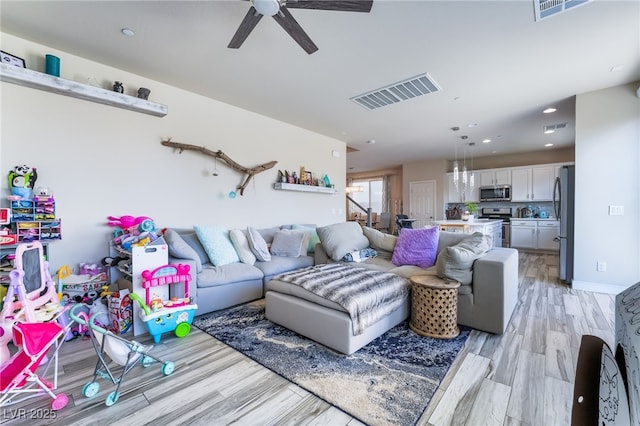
(597, 261), (607, 272)
(609, 205), (624, 215)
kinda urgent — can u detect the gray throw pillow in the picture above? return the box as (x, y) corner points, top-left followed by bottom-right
(247, 226), (271, 262)
(436, 232), (491, 285)
(316, 222), (369, 262)
(362, 226), (397, 252)
(164, 229), (202, 272)
(270, 229), (308, 257)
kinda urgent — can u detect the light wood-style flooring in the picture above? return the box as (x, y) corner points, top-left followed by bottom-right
(1, 252), (614, 425)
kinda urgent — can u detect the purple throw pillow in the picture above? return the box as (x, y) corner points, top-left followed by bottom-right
(391, 226), (439, 268)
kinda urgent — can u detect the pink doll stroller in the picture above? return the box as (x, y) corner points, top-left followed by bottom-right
(0, 321), (69, 410)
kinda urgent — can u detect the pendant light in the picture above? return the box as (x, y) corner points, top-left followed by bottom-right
(468, 142), (475, 191)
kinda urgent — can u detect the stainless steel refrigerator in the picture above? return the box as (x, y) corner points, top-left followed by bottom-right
(553, 165), (575, 284)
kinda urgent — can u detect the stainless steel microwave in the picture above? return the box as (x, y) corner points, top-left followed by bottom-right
(479, 185), (511, 202)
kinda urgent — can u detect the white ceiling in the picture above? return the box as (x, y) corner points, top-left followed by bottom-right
(1, 0), (639, 173)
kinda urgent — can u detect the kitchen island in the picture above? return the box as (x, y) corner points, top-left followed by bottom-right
(435, 219), (503, 247)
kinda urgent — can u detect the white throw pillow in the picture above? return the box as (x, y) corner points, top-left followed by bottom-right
(229, 228), (257, 265)
(247, 226), (271, 262)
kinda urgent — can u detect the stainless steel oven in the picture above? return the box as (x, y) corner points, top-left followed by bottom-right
(479, 207), (512, 248)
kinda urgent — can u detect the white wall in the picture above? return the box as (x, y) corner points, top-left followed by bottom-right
(1, 34), (347, 271)
(573, 82), (640, 293)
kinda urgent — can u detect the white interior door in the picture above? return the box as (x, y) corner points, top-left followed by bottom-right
(409, 180), (436, 229)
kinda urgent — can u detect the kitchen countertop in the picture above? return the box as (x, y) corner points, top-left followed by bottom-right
(511, 217), (558, 221)
(435, 219), (503, 225)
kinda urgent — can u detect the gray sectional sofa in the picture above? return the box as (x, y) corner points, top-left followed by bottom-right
(163, 226), (315, 316)
(265, 222), (519, 354)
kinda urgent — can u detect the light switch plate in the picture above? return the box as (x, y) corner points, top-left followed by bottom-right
(609, 205), (624, 215)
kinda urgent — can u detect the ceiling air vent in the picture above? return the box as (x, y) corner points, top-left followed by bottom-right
(534, 0), (592, 21)
(350, 73), (441, 110)
(543, 122), (568, 133)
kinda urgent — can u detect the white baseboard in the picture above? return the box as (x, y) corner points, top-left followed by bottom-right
(572, 280), (629, 295)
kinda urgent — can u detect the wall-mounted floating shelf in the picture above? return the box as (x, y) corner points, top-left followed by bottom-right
(273, 182), (338, 194)
(0, 63), (168, 117)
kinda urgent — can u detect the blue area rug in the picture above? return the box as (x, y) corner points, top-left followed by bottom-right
(193, 299), (469, 426)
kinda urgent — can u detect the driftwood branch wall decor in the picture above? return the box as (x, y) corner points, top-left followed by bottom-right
(161, 138), (277, 196)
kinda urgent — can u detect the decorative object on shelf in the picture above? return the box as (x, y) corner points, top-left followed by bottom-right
(45, 54), (60, 77)
(273, 182), (337, 194)
(0, 63), (167, 117)
(8, 164), (38, 200)
(113, 81), (124, 93)
(161, 138), (277, 196)
(137, 87), (150, 100)
(1, 50), (25, 68)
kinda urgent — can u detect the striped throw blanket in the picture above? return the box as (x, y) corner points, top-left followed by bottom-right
(273, 263), (410, 335)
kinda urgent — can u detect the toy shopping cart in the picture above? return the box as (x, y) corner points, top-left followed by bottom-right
(0, 321), (69, 410)
(69, 304), (175, 407)
(130, 264), (197, 344)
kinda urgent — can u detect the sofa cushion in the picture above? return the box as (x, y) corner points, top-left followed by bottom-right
(437, 231), (475, 253)
(254, 255), (314, 279)
(247, 226), (271, 261)
(317, 221), (369, 262)
(362, 226), (397, 253)
(270, 229), (308, 257)
(391, 226), (439, 268)
(436, 232), (491, 286)
(164, 229), (203, 272)
(180, 231), (211, 269)
(229, 228), (257, 265)
(291, 224), (320, 253)
(197, 262), (264, 288)
(194, 225), (240, 266)
(256, 227), (282, 244)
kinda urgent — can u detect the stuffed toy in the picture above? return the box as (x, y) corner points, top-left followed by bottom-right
(8, 165), (38, 199)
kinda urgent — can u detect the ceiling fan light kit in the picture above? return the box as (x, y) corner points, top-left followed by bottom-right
(228, 0), (374, 54)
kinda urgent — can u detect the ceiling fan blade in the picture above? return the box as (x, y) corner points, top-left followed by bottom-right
(272, 7), (318, 54)
(228, 6), (264, 49)
(285, 0), (373, 13)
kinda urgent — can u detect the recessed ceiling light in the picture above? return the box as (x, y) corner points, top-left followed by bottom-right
(544, 143), (554, 147)
(366, 139), (376, 144)
(610, 65), (623, 72)
(121, 28), (135, 37)
(543, 108), (556, 114)
(467, 123), (478, 128)
(544, 129), (555, 134)
(482, 139), (491, 143)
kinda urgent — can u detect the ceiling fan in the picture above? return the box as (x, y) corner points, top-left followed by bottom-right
(228, 0), (374, 54)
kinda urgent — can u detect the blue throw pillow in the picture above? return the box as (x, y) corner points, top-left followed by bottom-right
(194, 225), (240, 266)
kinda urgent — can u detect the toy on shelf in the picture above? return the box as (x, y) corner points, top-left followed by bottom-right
(8, 165), (38, 200)
(0, 241), (62, 364)
(107, 215), (162, 251)
(129, 264), (197, 343)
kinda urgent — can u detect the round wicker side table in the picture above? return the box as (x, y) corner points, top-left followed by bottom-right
(409, 275), (460, 339)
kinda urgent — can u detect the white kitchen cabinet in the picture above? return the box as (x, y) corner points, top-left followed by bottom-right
(537, 220), (560, 251)
(510, 220), (559, 251)
(511, 166), (556, 202)
(510, 220), (537, 249)
(479, 169), (511, 187)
